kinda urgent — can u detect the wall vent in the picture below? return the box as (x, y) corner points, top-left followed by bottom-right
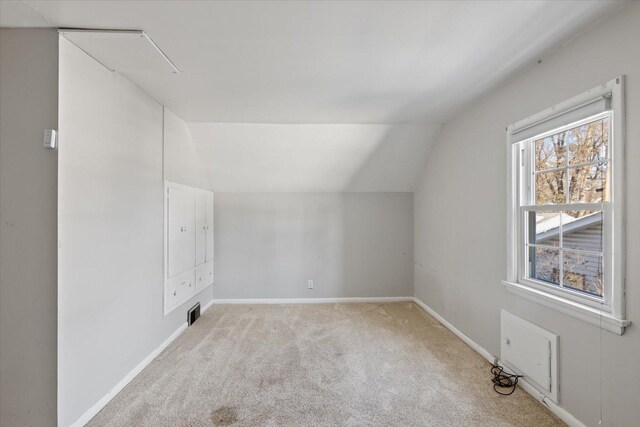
(188, 303), (201, 326)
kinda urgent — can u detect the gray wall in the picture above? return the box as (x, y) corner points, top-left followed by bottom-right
(58, 36), (212, 426)
(214, 193), (413, 299)
(414, 2), (640, 426)
(0, 28), (58, 427)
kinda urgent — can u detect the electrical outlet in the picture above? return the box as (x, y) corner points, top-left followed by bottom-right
(307, 280), (313, 289)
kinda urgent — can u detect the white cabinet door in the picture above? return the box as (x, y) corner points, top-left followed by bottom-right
(205, 192), (214, 262)
(195, 192), (207, 266)
(167, 187), (196, 277)
(195, 261), (213, 292)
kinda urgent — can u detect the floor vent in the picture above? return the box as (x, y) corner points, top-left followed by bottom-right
(188, 303), (201, 326)
(500, 310), (559, 403)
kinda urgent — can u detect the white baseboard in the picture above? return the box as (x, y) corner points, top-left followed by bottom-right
(212, 296), (414, 305)
(69, 322), (188, 427)
(67, 296), (397, 425)
(71, 296), (217, 426)
(70, 296), (581, 427)
(411, 297), (494, 362)
(201, 298), (214, 313)
(411, 297), (586, 427)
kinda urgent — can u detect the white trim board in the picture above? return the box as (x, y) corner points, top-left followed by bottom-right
(502, 280), (629, 335)
(411, 297), (586, 427)
(411, 297), (494, 361)
(66, 296), (404, 426)
(212, 296), (414, 305)
(69, 297), (214, 427)
(202, 298), (214, 313)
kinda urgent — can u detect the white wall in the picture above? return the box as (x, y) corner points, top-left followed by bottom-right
(163, 107), (210, 189)
(214, 193), (413, 299)
(0, 28), (58, 427)
(414, 2), (640, 426)
(58, 36), (212, 426)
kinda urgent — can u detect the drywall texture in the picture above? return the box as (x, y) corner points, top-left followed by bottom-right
(189, 123), (440, 192)
(0, 28), (58, 427)
(58, 37), (212, 426)
(214, 193), (413, 299)
(414, 2), (640, 426)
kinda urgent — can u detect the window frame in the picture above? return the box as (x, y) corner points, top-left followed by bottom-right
(518, 111), (611, 310)
(503, 77), (629, 335)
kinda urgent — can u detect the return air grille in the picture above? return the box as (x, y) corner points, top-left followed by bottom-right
(500, 310), (559, 403)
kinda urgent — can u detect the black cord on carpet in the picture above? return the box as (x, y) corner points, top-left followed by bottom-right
(490, 364), (523, 396)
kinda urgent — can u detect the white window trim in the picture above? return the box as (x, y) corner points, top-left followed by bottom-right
(504, 76), (629, 335)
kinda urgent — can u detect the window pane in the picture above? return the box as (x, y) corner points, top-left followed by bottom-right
(569, 164), (608, 203)
(529, 246), (560, 286)
(567, 116), (609, 166)
(563, 251), (603, 297)
(535, 135), (565, 171)
(528, 211), (560, 246)
(562, 210), (603, 253)
(535, 170), (566, 205)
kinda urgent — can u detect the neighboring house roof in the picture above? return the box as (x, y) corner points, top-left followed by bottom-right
(536, 211), (602, 242)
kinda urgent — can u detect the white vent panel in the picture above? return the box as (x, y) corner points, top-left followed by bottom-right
(501, 310), (559, 403)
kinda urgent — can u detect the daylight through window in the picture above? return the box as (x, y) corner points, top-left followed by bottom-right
(506, 78), (627, 330)
(526, 114), (609, 298)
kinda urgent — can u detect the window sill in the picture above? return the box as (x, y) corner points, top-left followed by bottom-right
(502, 280), (630, 335)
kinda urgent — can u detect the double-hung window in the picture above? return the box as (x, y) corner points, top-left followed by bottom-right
(504, 77), (629, 335)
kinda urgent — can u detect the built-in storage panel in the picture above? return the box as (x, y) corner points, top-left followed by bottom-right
(167, 270), (196, 309)
(205, 192), (214, 262)
(165, 181), (214, 314)
(167, 186), (196, 277)
(196, 261), (214, 292)
(195, 192), (207, 265)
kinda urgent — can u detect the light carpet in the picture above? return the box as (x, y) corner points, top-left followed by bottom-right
(88, 302), (564, 426)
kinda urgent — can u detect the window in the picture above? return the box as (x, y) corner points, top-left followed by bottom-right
(504, 77), (629, 335)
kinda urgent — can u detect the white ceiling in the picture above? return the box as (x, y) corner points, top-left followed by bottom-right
(58, 29), (179, 73)
(2, 0), (625, 192)
(0, 0), (625, 124)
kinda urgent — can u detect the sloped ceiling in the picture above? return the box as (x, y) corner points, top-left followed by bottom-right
(0, 0), (625, 191)
(0, 0), (624, 124)
(188, 123), (441, 192)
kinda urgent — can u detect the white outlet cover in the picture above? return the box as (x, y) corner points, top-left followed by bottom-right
(44, 129), (56, 149)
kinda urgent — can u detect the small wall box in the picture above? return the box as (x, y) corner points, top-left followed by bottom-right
(44, 129), (57, 149)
